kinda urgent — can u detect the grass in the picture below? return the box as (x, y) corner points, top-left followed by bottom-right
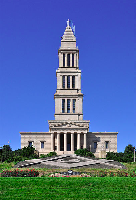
(0, 177), (136, 199)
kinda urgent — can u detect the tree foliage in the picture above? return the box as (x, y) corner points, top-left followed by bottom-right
(106, 144), (135, 162)
(0, 145), (38, 163)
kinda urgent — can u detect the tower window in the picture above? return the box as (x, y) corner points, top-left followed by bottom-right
(72, 76), (75, 88)
(62, 99), (65, 113)
(29, 141), (33, 147)
(41, 142), (44, 149)
(67, 76), (70, 88)
(62, 76), (65, 88)
(67, 99), (70, 113)
(72, 54), (74, 67)
(73, 99), (76, 113)
(63, 53), (65, 67)
(105, 141), (109, 149)
(94, 142), (97, 149)
(67, 54), (70, 67)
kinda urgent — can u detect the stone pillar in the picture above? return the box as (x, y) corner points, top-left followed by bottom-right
(65, 53), (67, 67)
(57, 133), (60, 151)
(70, 76), (72, 89)
(77, 53), (79, 68)
(51, 133), (54, 151)
(64, 133), (67, 151)
(71, 133), (74, 152)
(74, 53), (76, 67)
(70, 53), (72, 67)
(65, 99), (67, 113)
(77, 133), (80, 149)
(84, 133), (87, 148)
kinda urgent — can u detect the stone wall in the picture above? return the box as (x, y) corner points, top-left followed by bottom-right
(20, 132), (51, 155)
(87, 132), (118, 158)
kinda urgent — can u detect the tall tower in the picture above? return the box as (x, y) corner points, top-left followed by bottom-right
(48, 20), (90, 154)
(54, 19), (83, 121)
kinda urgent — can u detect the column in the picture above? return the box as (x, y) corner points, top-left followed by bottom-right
(77, 133), (80, 149)
(65, 53), (67, 67)
(57, 133), (60, 151)
(84, 133), (87, 148)
(74, 53), (76, 67)
(77, 53), (79, 68)
(64, 133), (67, 151)
(51, 133), (54, 151)
(65, 76), (67, 89)
(70, 53), (72, 67)
(65, 99), (67, 113)
(71, 133), (74, 152)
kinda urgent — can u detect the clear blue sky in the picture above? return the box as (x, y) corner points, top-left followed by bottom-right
(0, 0), (135, 152)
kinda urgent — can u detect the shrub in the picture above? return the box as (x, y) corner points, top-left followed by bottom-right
(75, 148), (95, 157)
(1, 169), (39, 177)
(40, 152), (57, 158)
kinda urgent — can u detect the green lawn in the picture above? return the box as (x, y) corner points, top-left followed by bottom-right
(0, 177), (136, 200)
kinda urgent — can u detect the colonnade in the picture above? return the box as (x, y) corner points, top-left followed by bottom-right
(51, 132), (87, 152)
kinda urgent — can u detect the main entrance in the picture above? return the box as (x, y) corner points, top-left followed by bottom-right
(60, 133), (77, 152)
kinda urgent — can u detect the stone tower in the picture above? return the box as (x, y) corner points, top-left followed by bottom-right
(48, 20), (90, 154)
(20, 20), (118, 157)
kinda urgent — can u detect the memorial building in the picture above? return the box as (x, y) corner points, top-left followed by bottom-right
(20, 20), (118, 158)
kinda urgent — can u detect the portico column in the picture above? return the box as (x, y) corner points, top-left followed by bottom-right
(64, 133), (67, 151)
(71, 133), (74, 151)
(51, 133), (54, 151)
(57, 133), (60, 151)
(84, 133), (87, 148)
(77, 133), (80, 149)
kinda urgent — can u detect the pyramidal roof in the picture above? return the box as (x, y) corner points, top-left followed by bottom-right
(61, 19), (76, 42)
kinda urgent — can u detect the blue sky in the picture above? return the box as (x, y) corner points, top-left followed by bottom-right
(0, 0), (135, 152)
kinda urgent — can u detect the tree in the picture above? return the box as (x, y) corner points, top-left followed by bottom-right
(123, 144), (134, 162)
(2, 145), (13, 162)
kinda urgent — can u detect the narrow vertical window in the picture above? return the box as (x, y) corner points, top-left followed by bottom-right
(105, 141), (109, 149)
(67, 76), (70, 88)
(67, 99), (70, 113)
(72, 76), (75, 88)
(29, 142), (32, 147)
(67, 54), (70, 67)
(72, 54), (74, 67)
(41, 142), (44, 149)
(63, 53), (65, 67)
(62, 99), (65, 113)
(62, 76), (65, 88)
(94, 142), (97, 149)
(73, 99), (76, 113)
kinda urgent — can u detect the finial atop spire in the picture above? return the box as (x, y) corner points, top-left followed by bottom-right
(67, 19), (70, 28)
(66, 19), (75, 35)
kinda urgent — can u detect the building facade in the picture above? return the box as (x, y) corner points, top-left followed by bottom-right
(20, 20), (118, 158)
